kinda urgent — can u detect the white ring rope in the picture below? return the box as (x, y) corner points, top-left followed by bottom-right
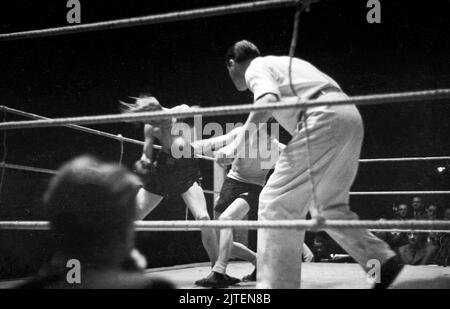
(3, 106), (448, 164)
(1, 223), (449, 234)
(0, 105), (215, 162)
(349, 191), (450, 195)
(0, 110), (7, 198)
(0, 0), (299, 41)
(0, 89), (449, 130)
(0, 162), (57, 175)
(288, 2), (321, 218)
(369, 229), (450, 234)
(359, 156), (450, 162)
(0, 105), (143, 146)
(0, 219), (449, 231)
(1, 162), (449, 196)
(0, 162), (219, 195)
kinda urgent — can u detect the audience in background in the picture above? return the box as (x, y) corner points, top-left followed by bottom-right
(15, 156), (174, 289)
(444, 208), (450, 220)
(426, 204), (438, 220)
(382, 204), (410, 250)
(426, 205), (440, 245)
(398, 233), (438, 265)
(396, 204), (410, 220)
(310, 235), (332, 262)
(305, 200), (449, 266)
(374, 199), (450, 267)
(435, 208), (450, 266)
(411, 196), (427, 219)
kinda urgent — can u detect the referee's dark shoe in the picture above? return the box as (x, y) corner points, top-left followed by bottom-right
(372, 255), (404, 289)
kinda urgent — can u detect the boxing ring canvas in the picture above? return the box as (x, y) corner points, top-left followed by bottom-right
(1, 262), (449, 289)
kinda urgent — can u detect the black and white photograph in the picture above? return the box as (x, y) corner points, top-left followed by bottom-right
(0, 0), (449, 294)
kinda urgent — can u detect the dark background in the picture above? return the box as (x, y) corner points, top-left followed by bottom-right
(0, 0), (449, 278)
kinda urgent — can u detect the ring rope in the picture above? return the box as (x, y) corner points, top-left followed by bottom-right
(0, 162), (57, 175)
(0, 89), (449, 131)
(0, 219), (449, 231)
(0, 105), (215, 161)
(0, 105), (144, 146)
(359, 156), (450, 162)
(2, 106), (448, 164)
(349, 191), (450, 195)
(0, 0), (299, 41)
(0, 222), (448, 234)
(287, 2), (321, 218)
(0, 110), (7, 199)
(1, 162), (448, 196)
(369, 229), (450, 234)
(0, 162), (219, 195)
(202, 189), (217, 195)
(118, 134), (124, 165)
(0, 162), (218, 194)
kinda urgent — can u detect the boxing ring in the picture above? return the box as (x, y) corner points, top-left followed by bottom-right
(1, 0), (450, 289)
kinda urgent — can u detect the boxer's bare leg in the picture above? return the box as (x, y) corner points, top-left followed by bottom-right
(213, 198), (253, 274)
(181, 182), (219, 265)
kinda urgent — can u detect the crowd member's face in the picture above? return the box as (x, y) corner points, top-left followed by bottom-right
(408, 233), (418, 245)
(313, 239), (325, 253)
(427, 205), (437, 219)
(444, 209), (450, 220)
(411, 197), (423, 211)
(398, 204), (408, 218)
(408, 233), (427, 246)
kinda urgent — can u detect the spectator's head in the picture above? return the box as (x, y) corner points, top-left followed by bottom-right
(411, 196), (424, 213)
(44, 156), (141, 266)
(225, 40), (260, 91)
(391, 204), (399, 216)
(407, 233), (427, 247)
(312, 235), (330, 260)
(426, 204), (438, 220)
(444, 208), (450, 220)
(397, 204), (409, 219)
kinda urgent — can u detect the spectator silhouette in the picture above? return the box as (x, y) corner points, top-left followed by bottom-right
(426, 205), (438, 220)
(15, 156), (175, 289)
(396, 204), (410, 220)
(435, 208), (450, 266)
(381, 204), (410, 250)
(398, 233), (438, 265)
(444, 208), (450, 221)
(411, 197), (426, 219)
(311, 235), (332, 262)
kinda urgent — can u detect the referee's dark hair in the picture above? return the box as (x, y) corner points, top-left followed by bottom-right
(225, 40), (260, 65)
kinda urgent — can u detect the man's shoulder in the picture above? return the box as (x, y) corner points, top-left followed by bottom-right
(247, 56), (264, 69)
(245, 56), (276, 81)
(247, 55), (294, 77)
(249, 55), (280, 67)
